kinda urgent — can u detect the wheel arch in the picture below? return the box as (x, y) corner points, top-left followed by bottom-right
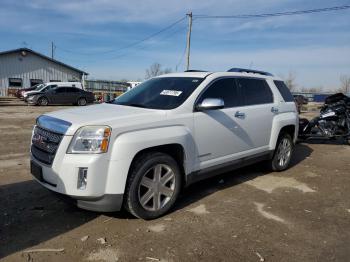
(130, 143), (186, 183)
(279, 125), (295, 140)
(269, 112), (298, 150)
(105, 126), (195, 195)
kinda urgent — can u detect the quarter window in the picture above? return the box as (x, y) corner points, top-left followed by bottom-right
(274, 80), (294, 102)
(198, 78), (241, 108)
(237, 78), (273, 106)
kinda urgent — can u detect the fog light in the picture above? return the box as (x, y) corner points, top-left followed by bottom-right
(77, 168), (88, 190)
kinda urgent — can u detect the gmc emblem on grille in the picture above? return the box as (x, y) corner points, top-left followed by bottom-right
(32, 133), (48, 146)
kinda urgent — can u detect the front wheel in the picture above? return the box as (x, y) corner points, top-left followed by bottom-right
(268, 133), (293, 171)
(38, 97), (48, 106)
(124, 152), (182, 219)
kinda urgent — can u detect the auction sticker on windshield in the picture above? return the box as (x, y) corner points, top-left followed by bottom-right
(160, 90), (183, 96)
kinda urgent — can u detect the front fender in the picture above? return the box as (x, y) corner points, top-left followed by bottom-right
(105, 126), (195, 194)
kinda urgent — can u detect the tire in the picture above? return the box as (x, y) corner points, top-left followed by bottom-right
(124, 152), (182, 220)
(77, 97), (87, 106)
(38, 97), (48, 106)
(268, 133), (294, 171)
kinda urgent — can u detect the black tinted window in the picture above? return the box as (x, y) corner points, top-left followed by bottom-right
(199, 78), (240, 108)
(114, 77), (204, 110)
(55, 87), (66, 93)
(274, 80), (294, 102)
(66, 87), (80, 93)
(237, 78), (273, 105)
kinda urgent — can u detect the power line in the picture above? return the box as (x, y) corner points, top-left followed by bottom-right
(55, 4), (350, 67)
(194, 5), (350, 19)
(56, 16), (186, 56)
(58, 24), (188, 64)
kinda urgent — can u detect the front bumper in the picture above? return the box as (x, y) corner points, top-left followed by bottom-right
(53, 191), (123, 212)
(26, 97), (38, 104)
(30, 156), (124, 212)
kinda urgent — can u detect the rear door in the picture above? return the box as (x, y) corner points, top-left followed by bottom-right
(64, 87), (80, 104)
(235, 78), (276, 152)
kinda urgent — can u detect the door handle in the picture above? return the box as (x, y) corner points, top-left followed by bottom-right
(235, 111), (245, 118)
(271, 107), (279, 113)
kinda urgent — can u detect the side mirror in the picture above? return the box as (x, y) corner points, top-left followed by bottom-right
(196, 98), (225, 111)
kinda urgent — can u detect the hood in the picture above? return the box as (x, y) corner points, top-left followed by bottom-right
(43, 103), (166, 135)
(25, 90), (42, 97)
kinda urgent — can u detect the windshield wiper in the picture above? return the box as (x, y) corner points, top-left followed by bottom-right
(126, 103), (149, 108)
(114, 102), (149, 108)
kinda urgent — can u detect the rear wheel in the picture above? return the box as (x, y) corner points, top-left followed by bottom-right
(38, 97), (48, 106)
(77, 97), (87, 106)
(268, 133), (293, 171)
(124, 152), (182, 219)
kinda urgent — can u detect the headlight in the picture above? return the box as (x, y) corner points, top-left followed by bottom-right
(67, 126), (111, 154)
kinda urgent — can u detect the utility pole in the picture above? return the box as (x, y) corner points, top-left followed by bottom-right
(51, 41), (55, 59)
(185, 12), (193, 71)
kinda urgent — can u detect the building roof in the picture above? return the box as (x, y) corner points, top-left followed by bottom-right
(0, 48), (88, 75)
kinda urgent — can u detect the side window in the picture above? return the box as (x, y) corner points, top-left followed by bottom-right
(55, 87), (66, 93)
(43, 85), (57, 92)
(237, 78), (273, 106)
(66, 87), (79, 93)
(274, 80), (294, 102)
(198, 78), (240, 108)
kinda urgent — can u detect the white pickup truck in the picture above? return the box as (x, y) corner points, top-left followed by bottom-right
(30, 68), (298, 219)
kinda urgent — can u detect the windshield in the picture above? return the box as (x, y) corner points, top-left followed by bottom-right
(113, 77), (204, 109)
(34, 84), (45, 91)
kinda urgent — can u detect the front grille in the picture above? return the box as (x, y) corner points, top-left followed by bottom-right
(31, 126), (63, 165)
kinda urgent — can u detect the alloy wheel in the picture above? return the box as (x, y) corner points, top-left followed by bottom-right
(78, 98), (87, 106)
(40, 98), (48, 106)
(138, 164), (176, 211)
(277, 138), (292, 167)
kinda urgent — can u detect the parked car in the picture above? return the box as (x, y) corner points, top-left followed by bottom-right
(27, 86), (94, 106)
(15, 84), (41, 98)
(23, 82), (83, 100)
(30, 68), (298, 219)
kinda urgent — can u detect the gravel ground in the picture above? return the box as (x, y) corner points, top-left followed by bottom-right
(1, 99), (350, 262)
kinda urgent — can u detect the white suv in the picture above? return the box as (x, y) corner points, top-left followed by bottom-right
(30, 68), (298, 219)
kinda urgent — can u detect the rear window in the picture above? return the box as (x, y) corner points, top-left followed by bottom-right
(274, 80), (294, 102)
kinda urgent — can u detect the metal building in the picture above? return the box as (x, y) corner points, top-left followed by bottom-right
(0, 48), (88, 96)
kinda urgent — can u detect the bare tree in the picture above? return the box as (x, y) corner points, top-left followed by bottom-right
(339, 75), (350, 94)
(308, 86), (323, 93)
(145, 63), (172, 79)
(284, 71), (297, 91)
(299, 86), (309, 92)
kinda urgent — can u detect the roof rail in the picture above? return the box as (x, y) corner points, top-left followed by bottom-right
(227, 68), (273, 76)
(184, 70), (208, 72)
